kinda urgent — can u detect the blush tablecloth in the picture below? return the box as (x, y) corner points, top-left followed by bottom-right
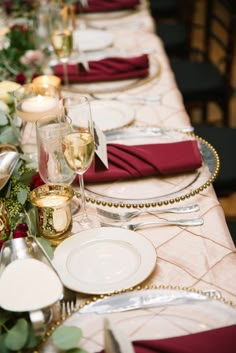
(40, 2), (236, 352)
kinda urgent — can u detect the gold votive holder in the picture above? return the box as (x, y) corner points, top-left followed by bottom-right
(30, 184), (74, 246)
(32, 75), (61, 96)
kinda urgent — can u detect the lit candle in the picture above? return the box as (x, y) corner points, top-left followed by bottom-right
(22, 95), (57, 113)
(17, 95), (59, 122)
(33, 75), (61, 91)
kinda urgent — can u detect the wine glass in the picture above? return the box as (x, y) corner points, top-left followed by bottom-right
(49, 4), (73, 88)
(60, 95), (99, 229)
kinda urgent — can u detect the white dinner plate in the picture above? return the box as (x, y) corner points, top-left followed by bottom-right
(40, 288), (236, 353)
(73, 29), (114, 52)
(52, 227), (156, 294)
(90, 100), (135, 131)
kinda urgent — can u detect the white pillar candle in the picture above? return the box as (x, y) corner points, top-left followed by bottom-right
(17, 95), (59, 123)
(21, 95), (58, 113)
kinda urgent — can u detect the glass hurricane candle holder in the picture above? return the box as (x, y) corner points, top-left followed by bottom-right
(13, 82), (59, 161)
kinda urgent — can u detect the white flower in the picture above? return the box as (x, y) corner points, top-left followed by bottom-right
(0, 81), (21, 103)
(20, 49), (45, 66)
(0, 100), (9, 112)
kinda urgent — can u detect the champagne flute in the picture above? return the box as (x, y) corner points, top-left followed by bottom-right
(61, 95), (98, 229)
(49, 4), (73, 88)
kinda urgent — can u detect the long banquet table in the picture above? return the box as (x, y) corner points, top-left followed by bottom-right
(39, 2), (236, 352)
(71, 5), (236, 302)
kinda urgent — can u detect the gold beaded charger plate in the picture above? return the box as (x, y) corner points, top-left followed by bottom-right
(52, 227), (156, 294)
(39, 287), (236, 353)
(64, 54), (160, 94)
(84, 128), (219, 209)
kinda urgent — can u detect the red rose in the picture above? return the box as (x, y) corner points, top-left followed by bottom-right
(30, 172), (45, 190)
(0, 240), (4, 251)
(16, 73), (26, 84)
(13, 223), (28, 239)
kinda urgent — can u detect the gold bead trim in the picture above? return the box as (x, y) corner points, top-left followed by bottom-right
(37, 283), (234, 350)
(85, 134), (220, 209)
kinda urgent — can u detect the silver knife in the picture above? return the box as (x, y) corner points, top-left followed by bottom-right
(104, 318), (135, 353)
(80, 289), (216, 315)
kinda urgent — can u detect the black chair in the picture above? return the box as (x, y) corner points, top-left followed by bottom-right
(150, 1), (194, 58)
(226, 220), (236, 246)
(149, 0), (179, 20)
(170, 0), (236, 126)
(194, 125), (236, 196)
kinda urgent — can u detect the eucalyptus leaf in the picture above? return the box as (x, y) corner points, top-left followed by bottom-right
(26, 206), (37, 236)
(0, 126), (16, 144)
(0, 333), (11, 353)
(17, 188), (28, 205)
(36, 237), (54, 259)
(0, 111), (8, 126)
(5, 318), (29, 350)
(52, 326), (82, 350)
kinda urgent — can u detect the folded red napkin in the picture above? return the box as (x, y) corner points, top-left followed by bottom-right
(53, 54), (149, 83)
(99, 324), (236, 353)
(84, 140), (202, 183)
(75, 0), (140, 13)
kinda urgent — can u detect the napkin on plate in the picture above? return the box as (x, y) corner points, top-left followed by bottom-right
(53, 54), (149, 83)
(99, 324), (236, 353)
(84, 140), (202, 183)
(75, 0), (140, 13)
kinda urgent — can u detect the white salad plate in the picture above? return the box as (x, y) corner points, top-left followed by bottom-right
(90, 100), (135, 131)
(73, 29), (114, 52)
(52, 227), (156, 294)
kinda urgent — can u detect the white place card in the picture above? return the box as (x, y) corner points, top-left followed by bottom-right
(94, 122), (109, 170)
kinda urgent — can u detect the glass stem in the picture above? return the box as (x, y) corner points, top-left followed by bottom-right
(78, 174), (87, 216)
(62, 62), (69, 88)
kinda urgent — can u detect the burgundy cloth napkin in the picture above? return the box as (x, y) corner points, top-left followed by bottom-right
(75, 0), (140, 13)
(53, 54), (149, 83)
(98, 324), (236, 353)
(84, 140), (202, 183)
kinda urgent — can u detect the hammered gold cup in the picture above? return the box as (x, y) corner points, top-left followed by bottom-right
(30, 184), (74, 246)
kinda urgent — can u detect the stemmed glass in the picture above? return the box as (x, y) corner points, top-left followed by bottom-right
(49, 4), (73, 88)
(35, 113), (80, 215)
(36, 114), (75, 185)
(60, 95), (98, 229)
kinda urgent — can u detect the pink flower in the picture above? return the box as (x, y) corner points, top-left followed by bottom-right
(13, 223), (28, 239)
(20, 49), (45, 67)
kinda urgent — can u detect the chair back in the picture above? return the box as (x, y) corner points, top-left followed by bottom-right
(193, 0), (236, 90)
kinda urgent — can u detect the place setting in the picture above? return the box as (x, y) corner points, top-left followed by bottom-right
(74, 0), (146, 21)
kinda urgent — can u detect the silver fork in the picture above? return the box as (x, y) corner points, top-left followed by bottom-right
(60, 299), (77, 319)
(100, 217), (204, 230)
(97, 204), (200, 222)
